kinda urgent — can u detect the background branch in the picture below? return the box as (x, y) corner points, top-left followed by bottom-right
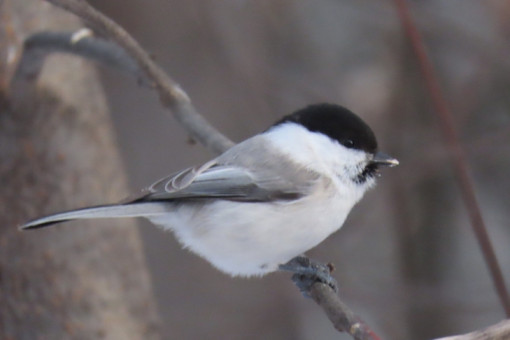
(43, 0), (234, 155)
(14, 31), (141, 79)
(11, 31), (146, 103)
(434, 319), (510, 340)
(393, 0), (510, 317)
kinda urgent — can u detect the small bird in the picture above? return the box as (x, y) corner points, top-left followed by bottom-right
(21, 103), (398, 280)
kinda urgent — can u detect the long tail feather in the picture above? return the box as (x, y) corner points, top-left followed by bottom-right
(20, 202), (170, 230)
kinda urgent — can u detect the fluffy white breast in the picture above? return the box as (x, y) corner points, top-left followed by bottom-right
(149, 181), (352, 277)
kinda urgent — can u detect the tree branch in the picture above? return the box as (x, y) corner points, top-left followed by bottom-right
(307, 282), (381, 340)
(13, 31), (143, 81)
(40, 0), (235, 155)
(434, 319), (510, 340)
(393, 0), (510, 317)
(10, 31), (148, 103)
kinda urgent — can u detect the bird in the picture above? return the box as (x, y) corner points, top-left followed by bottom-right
(21, 103), (398, 281)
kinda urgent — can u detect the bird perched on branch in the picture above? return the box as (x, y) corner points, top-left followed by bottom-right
(21, 103), (398, 284)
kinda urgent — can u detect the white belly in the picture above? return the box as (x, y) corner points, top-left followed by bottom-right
(148, 190), (355, 277)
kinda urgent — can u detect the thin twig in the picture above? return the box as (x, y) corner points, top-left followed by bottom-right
(43, 0), (234, 155)
(283, 257), (381, 339)
(10, 31), (147, 100)
(308, 282), (381, 340)
(434, 319), (510, 340)
(393, 0), (510, 316)
(18, 31), (141, 79)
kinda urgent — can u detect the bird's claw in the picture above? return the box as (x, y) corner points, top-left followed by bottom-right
(279, 256), (338, 297)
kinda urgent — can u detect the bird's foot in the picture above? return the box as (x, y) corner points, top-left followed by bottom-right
(279, 255), (338, 297)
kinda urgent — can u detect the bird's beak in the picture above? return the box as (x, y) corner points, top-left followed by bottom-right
(371, 152), (399, 167)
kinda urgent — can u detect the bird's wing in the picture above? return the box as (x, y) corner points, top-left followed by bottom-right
(133, 137), (320, 203)
(135, 162), (305, 202)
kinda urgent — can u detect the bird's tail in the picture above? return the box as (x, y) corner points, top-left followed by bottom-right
(20, 202), (170, 230)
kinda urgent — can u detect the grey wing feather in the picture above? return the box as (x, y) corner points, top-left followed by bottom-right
(141, 164), (294, 202)
(148, 159), (218, 193)
(133, 136), (320, 202)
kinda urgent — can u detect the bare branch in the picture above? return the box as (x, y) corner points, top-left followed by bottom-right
(308, 282), (381, 340)
(281, 257), (380, 339)
(10, 31), (147, 102)
(434, 319), (510, 340)
(41, 0), (234, 155)
(15, 31), (141, 78)
(392, 0), (510, 317)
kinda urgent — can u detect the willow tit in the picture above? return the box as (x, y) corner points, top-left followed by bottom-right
(21, 103), (398, 278)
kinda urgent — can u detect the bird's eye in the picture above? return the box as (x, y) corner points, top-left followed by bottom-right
(343, 139), (354, 147)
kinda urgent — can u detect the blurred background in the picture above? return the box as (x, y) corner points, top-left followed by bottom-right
(77, 0), (510, 339)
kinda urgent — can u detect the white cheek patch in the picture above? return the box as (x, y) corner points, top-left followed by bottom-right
(264, 122), (376, 199)
(265, 122), (368, 174)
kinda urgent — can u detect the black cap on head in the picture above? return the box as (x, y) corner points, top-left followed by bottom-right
(274, 103), (378, 154)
